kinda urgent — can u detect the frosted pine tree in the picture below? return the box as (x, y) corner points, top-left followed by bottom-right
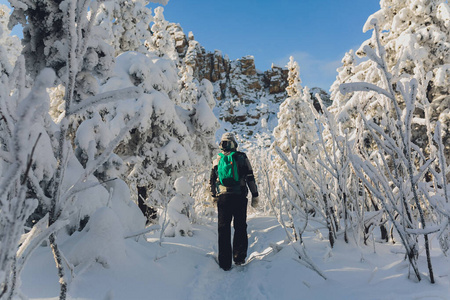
(175, 58), (218, 210)
(6, 0), (119, 227)
(179, 64), (198, 108)
(147, 6), (178, 61)
(179, 64), (218, 163)
(190, 78), (219, 160)
(184, 32), (205, 78)
(271, 57), (320, 236)
(97, 51), (192, 221)
(272, 56), (317, 176)
(94, 0), (153, 56)
(0, 66), (57, 300)
(99, 49), (218, 221)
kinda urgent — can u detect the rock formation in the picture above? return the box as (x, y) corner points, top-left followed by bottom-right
(167, 23), (329, 137)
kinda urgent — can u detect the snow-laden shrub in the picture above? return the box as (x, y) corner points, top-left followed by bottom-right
(105, 179), (146, 233)
(66, 207), (127, 269)
(0, 67), (56, 300)
(338, 17), (450, 283)
(163, 177), (194, 237)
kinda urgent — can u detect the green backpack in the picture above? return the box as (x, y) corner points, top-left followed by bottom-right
(217, 152), (240, 186)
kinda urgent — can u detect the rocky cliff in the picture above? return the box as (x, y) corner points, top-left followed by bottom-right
(168, 24), (330, 138)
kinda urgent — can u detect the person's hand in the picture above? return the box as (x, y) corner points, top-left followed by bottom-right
(212, 195), (218, 204)
(251, 197), (259, 208)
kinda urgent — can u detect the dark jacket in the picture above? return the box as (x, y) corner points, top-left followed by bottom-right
(209, 150), (258, 198)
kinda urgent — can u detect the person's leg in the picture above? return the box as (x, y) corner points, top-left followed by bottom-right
(232, 195), (248, 264)
(217, 194), (233, 270)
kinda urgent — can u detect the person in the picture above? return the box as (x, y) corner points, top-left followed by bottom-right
(209, 132), (259, 270)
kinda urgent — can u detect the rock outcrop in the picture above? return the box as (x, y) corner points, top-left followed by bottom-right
(167, 24), (329, 137)
(171, 29), (287, 99)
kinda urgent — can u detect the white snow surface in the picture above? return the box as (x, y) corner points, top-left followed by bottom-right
(21, 214), (450, 300)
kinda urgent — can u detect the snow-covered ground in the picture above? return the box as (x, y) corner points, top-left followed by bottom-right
(21, 213), (450, 300)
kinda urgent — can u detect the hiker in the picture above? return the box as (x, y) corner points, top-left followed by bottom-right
(209, 132), (259, 270)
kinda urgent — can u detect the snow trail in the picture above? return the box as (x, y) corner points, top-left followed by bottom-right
(20, 215), (450, 299)
(187, 215), (280, 300)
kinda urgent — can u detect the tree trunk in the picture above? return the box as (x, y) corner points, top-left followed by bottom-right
(424, 234), (435, 283)
(137, 186), (157, 223)
(343, 192), (348, 243)
(49, 233), (67, 300)
(323, 193), (335, 248)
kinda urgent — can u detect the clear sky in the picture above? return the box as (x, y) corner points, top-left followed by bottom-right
(149, 0), (381, 91)
(2, 0), (381, 91)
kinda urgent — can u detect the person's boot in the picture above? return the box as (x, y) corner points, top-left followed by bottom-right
(234, 258), (245, 266)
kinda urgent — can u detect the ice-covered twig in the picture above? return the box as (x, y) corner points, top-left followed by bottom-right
(292, 243), (327, 280)
(125, 224), (161, 239)
(60, 178), (117, 208)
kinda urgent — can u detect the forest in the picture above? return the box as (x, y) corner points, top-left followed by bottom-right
(0, 0), (449, 299)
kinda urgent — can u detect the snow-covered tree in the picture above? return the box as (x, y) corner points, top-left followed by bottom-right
(180, 65), (219, 164)
(94, 0), (153, 56)
(285, 56), (302, 98)
(273, 57), (316, 155)
(95, 51), (216, 224)
(0, 67), (56, 300)
(179, 64), (198, 108)
(1, 1), (152, 298)
(164, 176), (194, 237)
(330, 0), (450, 166)
(183, 32), (205, 79)
(0, 4), (21, 77)
(8, 0), (115, 93)
(339, 17), (447, 283)
(147, 6), (178, 61)
(272, 57), (318, 198)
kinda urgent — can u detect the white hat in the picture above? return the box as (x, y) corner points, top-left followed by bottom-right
(220, 132), (238, 150)
(220, 132), (237, 143)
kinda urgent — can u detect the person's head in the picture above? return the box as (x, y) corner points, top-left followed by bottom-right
(219, 132), (238, 151)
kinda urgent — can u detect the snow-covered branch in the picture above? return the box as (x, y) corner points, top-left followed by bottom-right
(67, 87), (143, 115)
(339, 82), (393, 100)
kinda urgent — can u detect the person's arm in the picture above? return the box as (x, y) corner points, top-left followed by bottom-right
(243, 154), (258, 199)
(209, 155), (220, 198)
(209, 165), (218, 197)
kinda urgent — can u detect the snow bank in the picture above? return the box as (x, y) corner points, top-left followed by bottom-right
(65, 207), (127, 269)
(21, 215), (450, 300)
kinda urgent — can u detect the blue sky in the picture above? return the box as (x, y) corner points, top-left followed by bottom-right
(150, 0), (381, 91)
(2, 0), (381, 91)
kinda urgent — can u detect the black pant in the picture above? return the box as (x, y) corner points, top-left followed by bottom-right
(217, 193), (248, 270)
